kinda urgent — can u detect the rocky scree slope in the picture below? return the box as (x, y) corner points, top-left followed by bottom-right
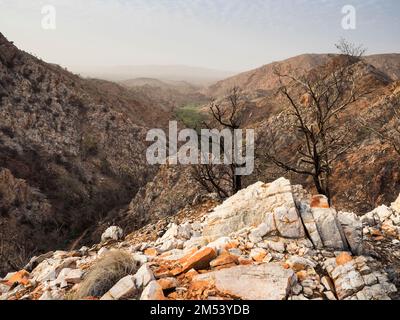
(1, 178), (399, 300)
(0, 32), (170, 275)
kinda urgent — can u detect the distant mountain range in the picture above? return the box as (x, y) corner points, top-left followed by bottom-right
(70, 65), (236, 86)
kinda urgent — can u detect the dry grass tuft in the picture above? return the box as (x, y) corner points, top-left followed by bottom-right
(74, 249), (139, 299)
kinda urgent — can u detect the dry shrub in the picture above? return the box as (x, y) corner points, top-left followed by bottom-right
(74, 249), (139, 299)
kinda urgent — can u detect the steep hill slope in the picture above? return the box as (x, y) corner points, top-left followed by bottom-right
(0, 32), (170, 275)
(206, 53), (400, 98)
(206, 54), (332, 97)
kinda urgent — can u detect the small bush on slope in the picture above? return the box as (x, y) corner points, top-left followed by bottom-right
(74, 250), (139, 299)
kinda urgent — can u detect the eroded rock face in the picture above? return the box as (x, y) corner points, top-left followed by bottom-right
(202, 179), (362, 255)
(194, 263), (296, 300)
(202, 178), (304, 240)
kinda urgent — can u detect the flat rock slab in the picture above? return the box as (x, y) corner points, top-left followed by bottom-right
(194, 263), (296, 300)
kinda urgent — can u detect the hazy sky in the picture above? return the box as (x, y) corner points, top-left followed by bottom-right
(1, 0), (399, 71)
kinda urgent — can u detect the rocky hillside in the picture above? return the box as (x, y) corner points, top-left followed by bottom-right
(206, 53), (400, 98)
(0, 32), (172, 275)
(206, 54), (332, 97)
(1, 178), (399, 300)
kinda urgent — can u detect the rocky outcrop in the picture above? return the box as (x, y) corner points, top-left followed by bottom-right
(202, 179), (305, 241)
(1, 178), (398, 301)
(202, 178), (361, 255)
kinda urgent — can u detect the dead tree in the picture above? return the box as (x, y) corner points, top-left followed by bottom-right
(266, 49), (368, 202)
(192, 87), (245, 198)
(335, 38), (367, 58)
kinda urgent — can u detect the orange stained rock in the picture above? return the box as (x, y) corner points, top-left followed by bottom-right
(185, 269), (199, 279)
(153, 265), (172, 278)
(238, 257), (253, 265)
(296, 270), (308, 281)
(370, 228), (383, 236)
(6, 270), (30, 286)
(289, 262), (307, 272)
(83, 296), (100, 300)
(382, 222), (397, 237)
(170, 267), (184, 277)
(157, 277), (178, 290)
(178, 247), (217, 274)
(189, 280), (214, 293)
(282, 263), (290, 270)
(144, 248), (158, 257)
(213, 263), (237, 270)
(167, 292), (179, 299)
(336, 252), (353, 266)
(251, 251), (267, 262)
(224, 240), (240, 250)
(210, 252), (239, 268)
(310, 195), (330, 209)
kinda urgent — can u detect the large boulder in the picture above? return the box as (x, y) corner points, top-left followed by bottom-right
(202, 178), (305, 241)
(101, 226), (123, 242)
(194, 263), (296, 300)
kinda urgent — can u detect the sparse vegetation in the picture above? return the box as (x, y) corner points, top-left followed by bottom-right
(175, 103), (205, 129)
(81, 134), (100, 158)
(74, 250), (138, 299)
(360, 95), (400, 156)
